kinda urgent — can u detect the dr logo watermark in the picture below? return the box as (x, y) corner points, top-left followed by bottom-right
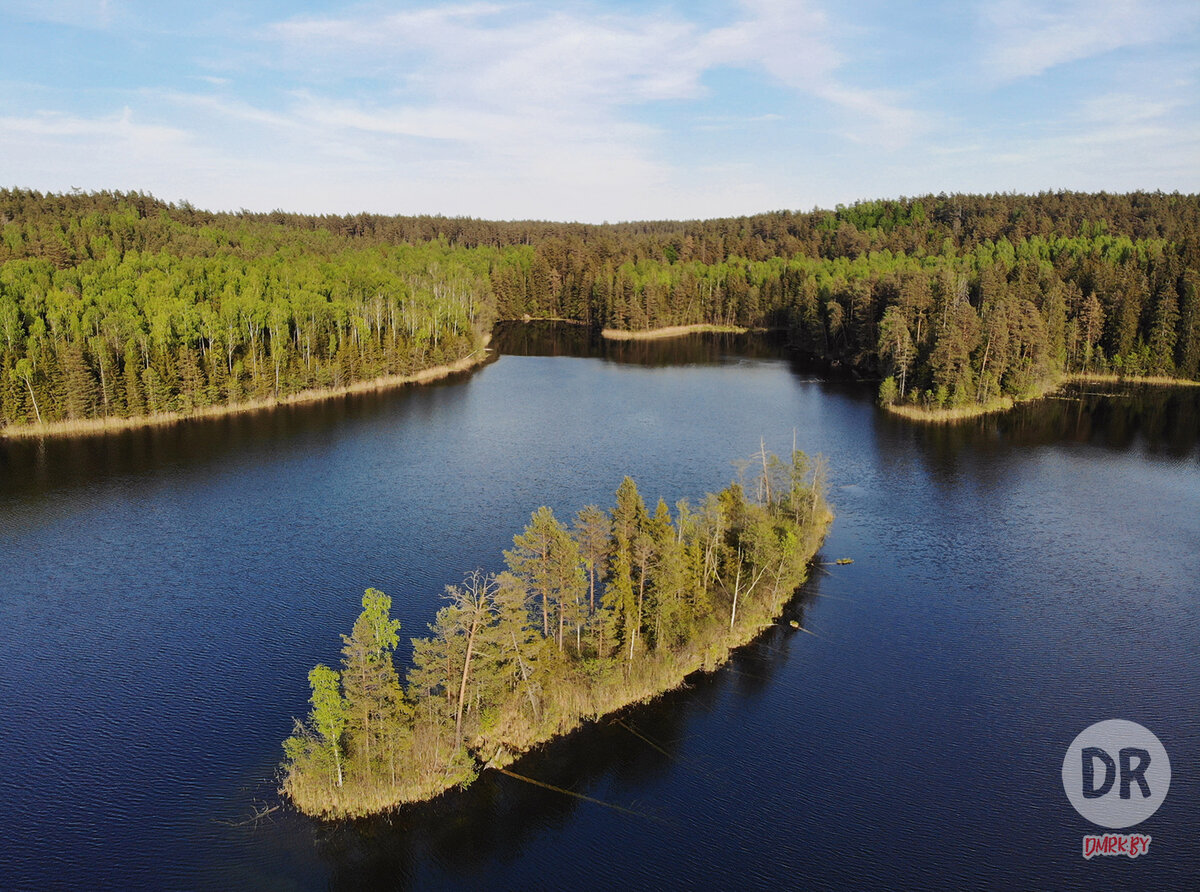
(1062, 719), (1170, 859)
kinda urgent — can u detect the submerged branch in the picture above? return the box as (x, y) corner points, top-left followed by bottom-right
(496, 767), (670, 824)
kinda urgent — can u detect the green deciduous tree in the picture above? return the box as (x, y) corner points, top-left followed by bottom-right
(307, 664), (347, 787)
(13, 357), (41, 423)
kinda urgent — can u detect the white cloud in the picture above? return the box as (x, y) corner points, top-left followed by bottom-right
(703, 0), (841, 86)
(265, 0), (919, 144)
(980, 0), (1199, 82)
(7, 0), (1194, 221)
(235, 0), (928, 217)
(1076, 91), (1191, 126)
(160, 92), (298, 131)
(269, 3), (707, 109)
(0, 107), (217, 203)
(813, 83), (923, 145)
(696, 0), (923, 143)
(0, 107), (186, 147)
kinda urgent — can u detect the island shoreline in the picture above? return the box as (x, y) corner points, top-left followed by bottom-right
(883, 371), (1200, 424)
(475, 517), (832, 773)
(600, 323), (757, 341)
(285, 475), (835, 821)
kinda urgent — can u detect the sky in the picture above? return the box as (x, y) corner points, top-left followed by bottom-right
(1, 0), (1198, 222)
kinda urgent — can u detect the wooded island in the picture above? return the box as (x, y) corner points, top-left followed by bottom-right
(2, 188), (1198, 433)
(282, 448), (831, 817)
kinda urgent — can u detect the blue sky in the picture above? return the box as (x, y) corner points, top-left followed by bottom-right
(1, 0), (1198, 222)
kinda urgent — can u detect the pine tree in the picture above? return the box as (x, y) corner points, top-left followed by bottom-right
(13, 357), (41, 424)
(1149, 292), (1180, 375)
(929, 301), (980, 404)
(648, 499), (691, 649)
(440, 571), (498, 743)
(605, 477), (649, 660)
(1178, 270), (1200, 377)
(877, 306), (914, 396)
(878, 375), (899, 406)
(573, 504), (610, 616)
(122, 340), (143, 417)
(505, 506), (581, 646)
(340, 588), (404, 781)
(177, 345), (205, 412)
(59, 340), (97, 419)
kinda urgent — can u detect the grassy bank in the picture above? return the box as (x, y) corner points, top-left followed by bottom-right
(515, 315), (588, 325)
(1063, 372), (1200, 388)
(601, 323), (752, 341)
(0, 341), (493, 441)
(884, 396), (1017, 423)
(468, 502), (834, 765)
(883, 371), (1200, 424)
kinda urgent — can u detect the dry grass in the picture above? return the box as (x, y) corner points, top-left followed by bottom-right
(0, 344), (492, 441)
(1064, 372), (1200, 388)
(601, 323), (752, 341)
(884, 396), (1016, 423)
(515, 315), (587, 325)
(884, 370), (1200, 425)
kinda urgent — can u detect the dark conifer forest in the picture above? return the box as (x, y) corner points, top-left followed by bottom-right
(2, 188), (1198, 428)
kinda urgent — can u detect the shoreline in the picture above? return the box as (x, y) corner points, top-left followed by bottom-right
(513, 315), (588, 326)
(883, 371), (1200, 424)
(601, 323), (753, 341)
(1062, 371), (1200, 389)
(481, 508), (833, 767)
(289, 503), (833, 818)
(884, 394), (1020, 423)
(0, 339), (493, 441)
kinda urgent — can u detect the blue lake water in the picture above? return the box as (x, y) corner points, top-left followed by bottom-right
(1, 325), (1197, 889)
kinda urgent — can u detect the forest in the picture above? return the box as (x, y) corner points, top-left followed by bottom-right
(1, 188), (1198, 429)
(0, 190), (494, 429)
(282, 448), (832, 817)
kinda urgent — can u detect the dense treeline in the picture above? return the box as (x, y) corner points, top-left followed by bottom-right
(475, 193), (1200, 409)
(281, 190), (1200, 405)
(0, 190), (492, 428)
(3, 188), (1198, 428)
(283, 449), (831, 817)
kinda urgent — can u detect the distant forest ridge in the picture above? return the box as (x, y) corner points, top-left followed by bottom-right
(1, 188), (1198, 427)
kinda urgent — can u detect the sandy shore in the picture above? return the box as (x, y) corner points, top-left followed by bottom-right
(600, 323), (752, 341)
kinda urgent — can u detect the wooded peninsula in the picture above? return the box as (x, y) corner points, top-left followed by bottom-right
(2, 188), (1198, 433)
(283, 448), (831, 817)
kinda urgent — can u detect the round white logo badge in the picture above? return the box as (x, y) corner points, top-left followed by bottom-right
(1062, 719), (1170, 829)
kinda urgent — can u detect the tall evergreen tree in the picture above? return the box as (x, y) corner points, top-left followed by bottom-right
(340, 588), (405, 780)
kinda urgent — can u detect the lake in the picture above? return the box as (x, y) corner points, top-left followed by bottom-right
(1, 323), (1197, 890)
